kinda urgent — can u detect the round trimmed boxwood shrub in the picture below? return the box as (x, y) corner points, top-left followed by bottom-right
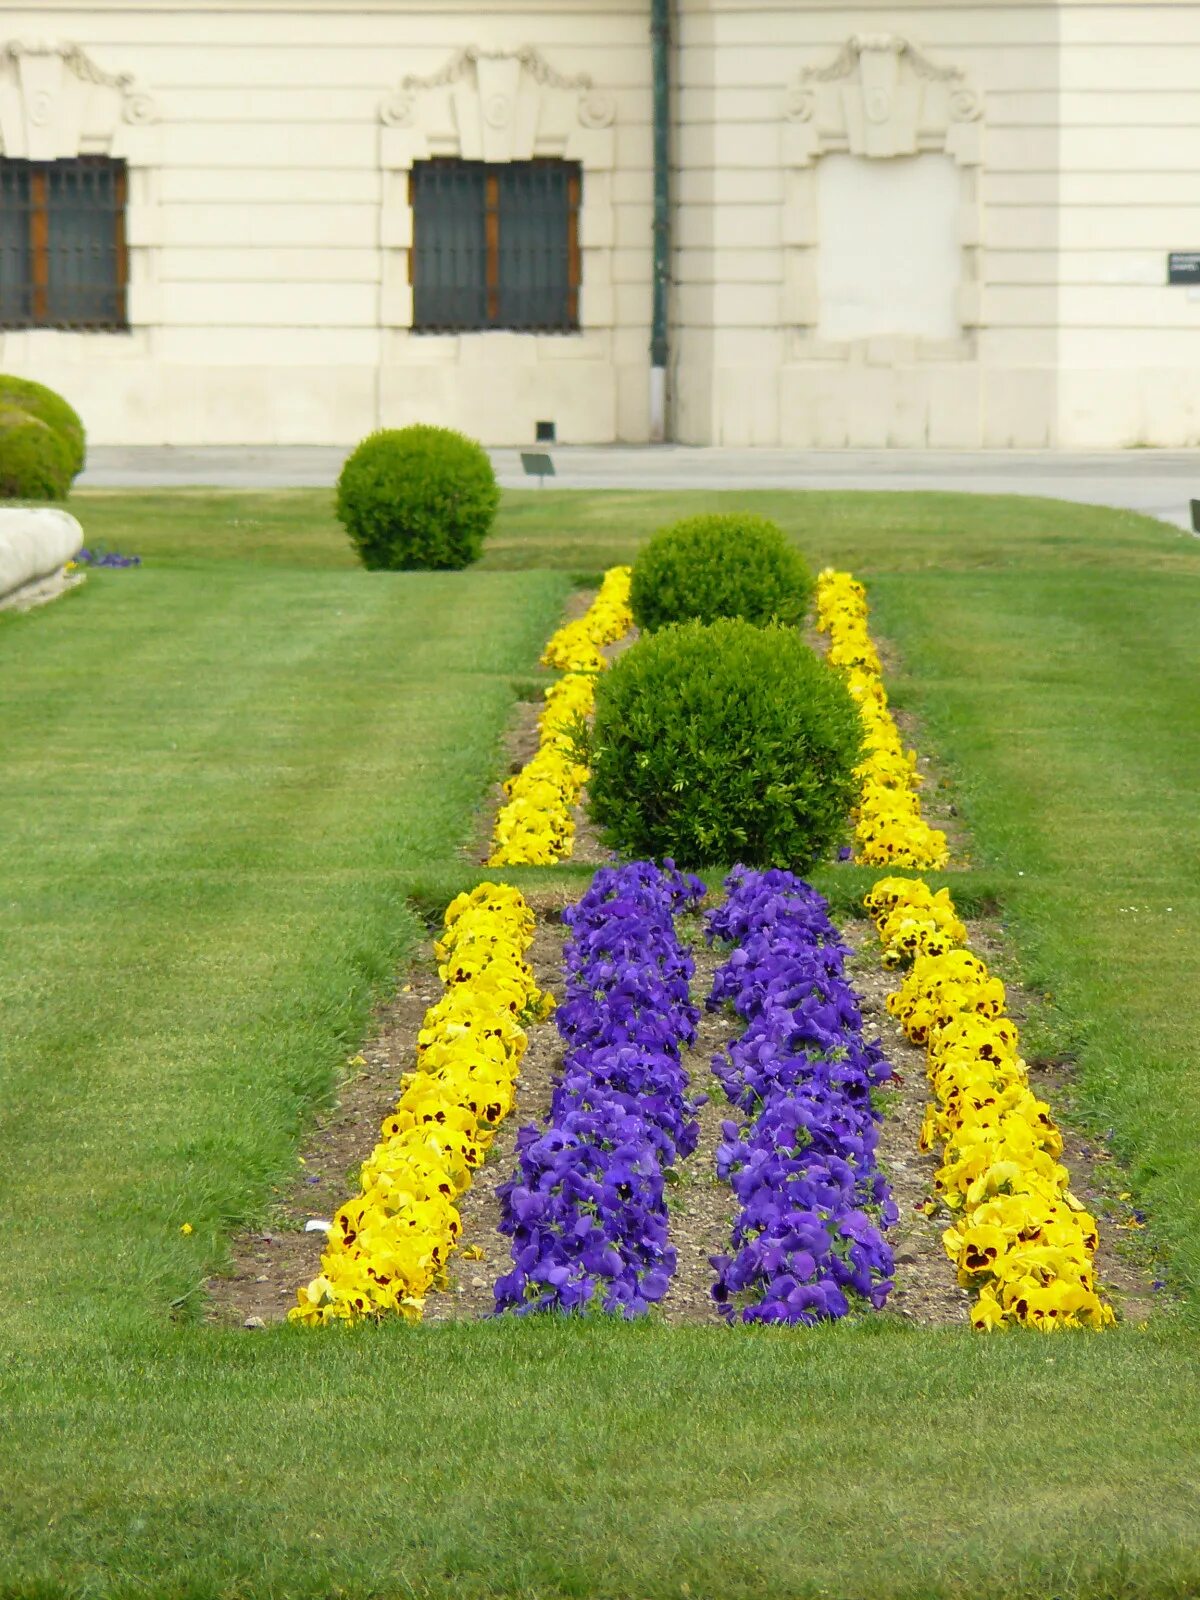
(336, 425), (500, 571)
(0, 376), (85, 478)
(585, 618), (861, 869)
(0, 408), (74, 501)
(630, 513), (814, 633)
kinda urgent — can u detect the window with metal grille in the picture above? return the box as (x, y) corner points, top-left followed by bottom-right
(0, 157), (128, 331)
(411, 159), (581, 333)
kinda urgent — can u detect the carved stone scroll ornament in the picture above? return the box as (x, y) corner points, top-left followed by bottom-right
(800, 33), (961, 86)
(380, 43), (615, 152)
(401, 44), (591, 94)
(783, 33), (981, 163)
(0, 38), (158, 158)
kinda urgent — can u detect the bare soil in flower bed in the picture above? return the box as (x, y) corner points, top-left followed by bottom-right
(205, 949), (448, 1328)
(466, 694), (542, 867)
(1030, 1061), (1160, 1325)
(869, 629), (970, 864)
(845, 921), (971, 1329)
(658, 931), (742, 1324)
(568, 624), (638, 867)
(208, 913), (569, 1329)
(210, 891), (1154, 1333)
(465, 586), (595, 867)
(423, 913), (568, 1321)
(471, 586), (638, 869)
(207, 899), (743, 1328)
(845, 918), (1160, 1328)
(807, 618), (969, 865)
(429, 904), (744, 1325)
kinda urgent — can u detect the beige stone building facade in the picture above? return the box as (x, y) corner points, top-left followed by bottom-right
(1, 2), (1198, 449)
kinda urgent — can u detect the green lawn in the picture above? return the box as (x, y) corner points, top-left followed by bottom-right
(0, 558), (569, 1339)
(1, 486), (1198, 1599)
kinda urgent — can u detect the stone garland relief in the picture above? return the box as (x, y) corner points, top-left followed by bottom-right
(381, 44), (616, 143)
(783, 33), (982, 161)
(0, 38), (157, 160)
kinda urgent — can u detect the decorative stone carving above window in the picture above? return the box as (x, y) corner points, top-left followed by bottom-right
(0, 39), (157, 161)
(0, 40), (162, 336)
(783, 33), (982, 167)
(781, 34), (983, 358)
(378, 45), (617, 335)
(381, 45), (615, 162)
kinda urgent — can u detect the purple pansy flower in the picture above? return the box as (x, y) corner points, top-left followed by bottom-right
(494, 860), (706, 1318)
(75, 548), (141, 568)
(706, 866), (897, 1325)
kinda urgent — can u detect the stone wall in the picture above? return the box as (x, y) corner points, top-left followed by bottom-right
(4, 1), (1200, 448)
(0, 1), (653, 447)
(674, 0), (1046, 446)
(1057, 4), (1200, 446)
(676, 0), (1200, 448)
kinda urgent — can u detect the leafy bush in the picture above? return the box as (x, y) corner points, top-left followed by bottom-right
(585, 618), (861, 869)
(335, 425), (500, 571)
(0, 408), (74, 501)
(0, 376), (85, 478)
(630, 513), (814, 633)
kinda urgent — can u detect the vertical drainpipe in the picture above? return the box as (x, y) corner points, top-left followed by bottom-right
(649, 0), (670, 443)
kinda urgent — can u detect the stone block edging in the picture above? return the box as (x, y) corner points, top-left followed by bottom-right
(0, 508), (85, 610)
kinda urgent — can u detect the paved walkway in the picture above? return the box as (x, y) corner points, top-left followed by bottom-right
(78, 445), (1200, 530)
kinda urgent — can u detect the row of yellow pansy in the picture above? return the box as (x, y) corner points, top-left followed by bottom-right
(815, 569), (949, 870)
(290, 883), (552, 1326)
(488, 565), (634, 866)
(865, 875), (1113, 1333)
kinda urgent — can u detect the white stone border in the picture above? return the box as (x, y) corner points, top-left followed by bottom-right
(378, 44), (617, 334)
(0, 565), (84, 613)
(0, 506), (84, 609)
(782, 33), (983, 363)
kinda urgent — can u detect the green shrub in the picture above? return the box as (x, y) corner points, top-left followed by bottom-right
(0, 376), (85, 478)
(0, 408), (73, 501)
(630, 513), (814, 633)
(335, 425), (500, 571)
(584, 618), (861, 869)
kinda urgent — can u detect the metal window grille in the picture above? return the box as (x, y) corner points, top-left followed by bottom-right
(411, 158), (581, 333)
(0, 157), (128, 331)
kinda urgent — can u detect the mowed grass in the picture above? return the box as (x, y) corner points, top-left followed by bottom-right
(5, 1320), (1200, 1600)
(0, 559), (569, 1339)
(869, 566), (1200, 1294)
(1, 486), (1198, 1599)
(74, 481), (1192, 578)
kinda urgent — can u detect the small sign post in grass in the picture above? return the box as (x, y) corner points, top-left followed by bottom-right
(520, 451), (555, 488)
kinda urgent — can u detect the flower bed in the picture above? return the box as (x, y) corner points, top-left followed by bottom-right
(816, 568), (948, 870)
(865, 876), (1113, 1332)
(488, 566), (633, 866)
(863, 875), (966, 969)
(494, 860), (706, 1315)
(290, 883), (551, 1325)
(705, 867), (897, 1323)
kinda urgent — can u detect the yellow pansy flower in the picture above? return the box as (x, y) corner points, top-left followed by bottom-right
(866, 873), (1114, 1334)
(816, 569), (949, 869)
(489, 566), (633, 866)
(290, 884), (547, 1328)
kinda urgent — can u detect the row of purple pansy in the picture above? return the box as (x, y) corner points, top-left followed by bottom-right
(494, 859), (707, 1316)
(705, 867), (898, 1324)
